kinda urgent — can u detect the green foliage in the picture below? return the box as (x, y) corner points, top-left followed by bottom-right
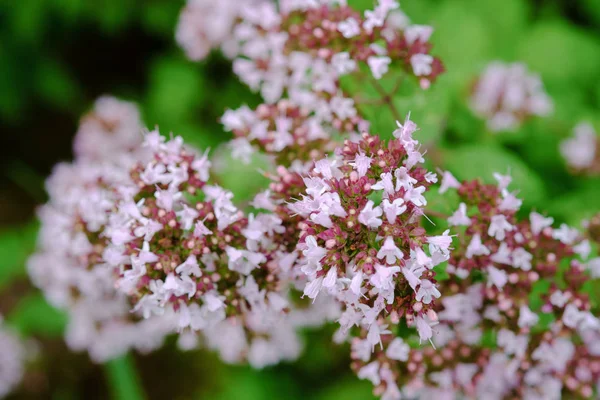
(441, 144), (547, 209)
(6, 293), (67, 337)
(105, 355), (146, 400)
(0, 223), (38, 290)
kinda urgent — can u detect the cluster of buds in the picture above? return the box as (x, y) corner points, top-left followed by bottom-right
(469, 62), (553, 132)
(222, 98), (367, 167)
(27, 97), (175, 362)
(290, 116), (453, 395)
(358, 174), (600, 399)
(227, 0), (443, 104)
(103, 132), (305, 368)
(0, 317), (26, 398)
(560, 122), (600, 175)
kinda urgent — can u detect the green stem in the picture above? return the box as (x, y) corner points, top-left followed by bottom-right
(104, 354), (146, 400)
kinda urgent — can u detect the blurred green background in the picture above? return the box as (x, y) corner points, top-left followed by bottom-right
(1, 0), (600, 398)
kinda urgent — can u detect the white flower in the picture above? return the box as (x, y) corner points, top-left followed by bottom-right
(404, 186), (427, 206)
(358, 200), (383, 228)
(560, 122), (597, 169)
(493, 172), (512, 191)
(488, 214), (513, 241)
(529, 212), (553, 235)
(303, 276), (324, 302)
(490, 242), (512, 265)
(552, 223), (579, 245)
(498, 190), (522, 211)
(338, 17), (361, 38)
(466, 234), (490, 258)
(350, 270), (364, 296)
(322, 267), (338, 288)
(448, 203), (471, 226)
(394, 167), (417, 191)
(511, 247), (532, 271)
(349, 152), (372, 178)
(404, 25), (433, 45)
(427, 229), (453, 256)
(410, 54), (433, 76)
(377, 237), (404, 264)
(385, 337), (410, 361)
(487, 265), (507, 289)
(368, 56), (391, 80)
(357, 361), (381, 385)
(370, 264), (401, 291)
(415, 315), (437, 345)
(416, 279), (441, 304)
(381, 198), (406, 223)
(517, 305), (539, 328)
(439, 171), (460, 194)
(372, 172), (395, 195)
(331, 52), (357, 75)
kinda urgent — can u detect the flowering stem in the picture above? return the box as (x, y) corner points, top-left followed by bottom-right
(368, 75), (403, 122)
(104, 354), (145, 400)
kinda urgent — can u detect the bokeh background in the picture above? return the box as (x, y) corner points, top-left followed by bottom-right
(1, 0), (600, 398)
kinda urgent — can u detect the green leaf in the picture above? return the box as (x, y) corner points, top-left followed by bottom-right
(517, 21), (600, 88)
(145, 56), (205, 125)
(104, 354), (146, 400)
(0, 222), (39, 289)
(315, 377), (376, 400)
(430, 1), (493, 86)
(442, 144), (547, 209)
(35, 59), (81, 110)
(393, 78), (452, 145)
(546, 180), (600, 225)
(6, 293), (67, 337)
(211, 147), (271, 205)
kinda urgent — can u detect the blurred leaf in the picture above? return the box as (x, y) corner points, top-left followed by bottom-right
(35, 59), (81, 110)
(145, 56), (205, 125)
(517, 21), (600, 88)
(315, 376), (376, 400)
(9, 0), (47, 44)
(104, 354), (145, 400)
(141, 1), (183, 35)
(442, 144), (547, 209)
(393, 78), (452, 145)
(0, 222), (38, 289)
(6, 293), (67, 337)
(546, 179), (600, 225)
(212, 367), (301, 400)
(467, 0), (529, 59)
(430, 1), (493, 86)
(92, 0), (136, 34)
(211, 146), (271, 204)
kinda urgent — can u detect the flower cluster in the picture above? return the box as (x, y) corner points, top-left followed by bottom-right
(222, 98), (367, 167)
(73, 96), (144, 161)
(228, 0), (443, 104)
(560, 122), (600, 175)
(175, 0), (266, 61)
(469, 62), (553, 132)
(290, 116), (452, 394)
(103, 131), (305, 368)
(28, 97), (175, 362)
(0, 317), (26, 399)
(359, 174), (600, 399)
